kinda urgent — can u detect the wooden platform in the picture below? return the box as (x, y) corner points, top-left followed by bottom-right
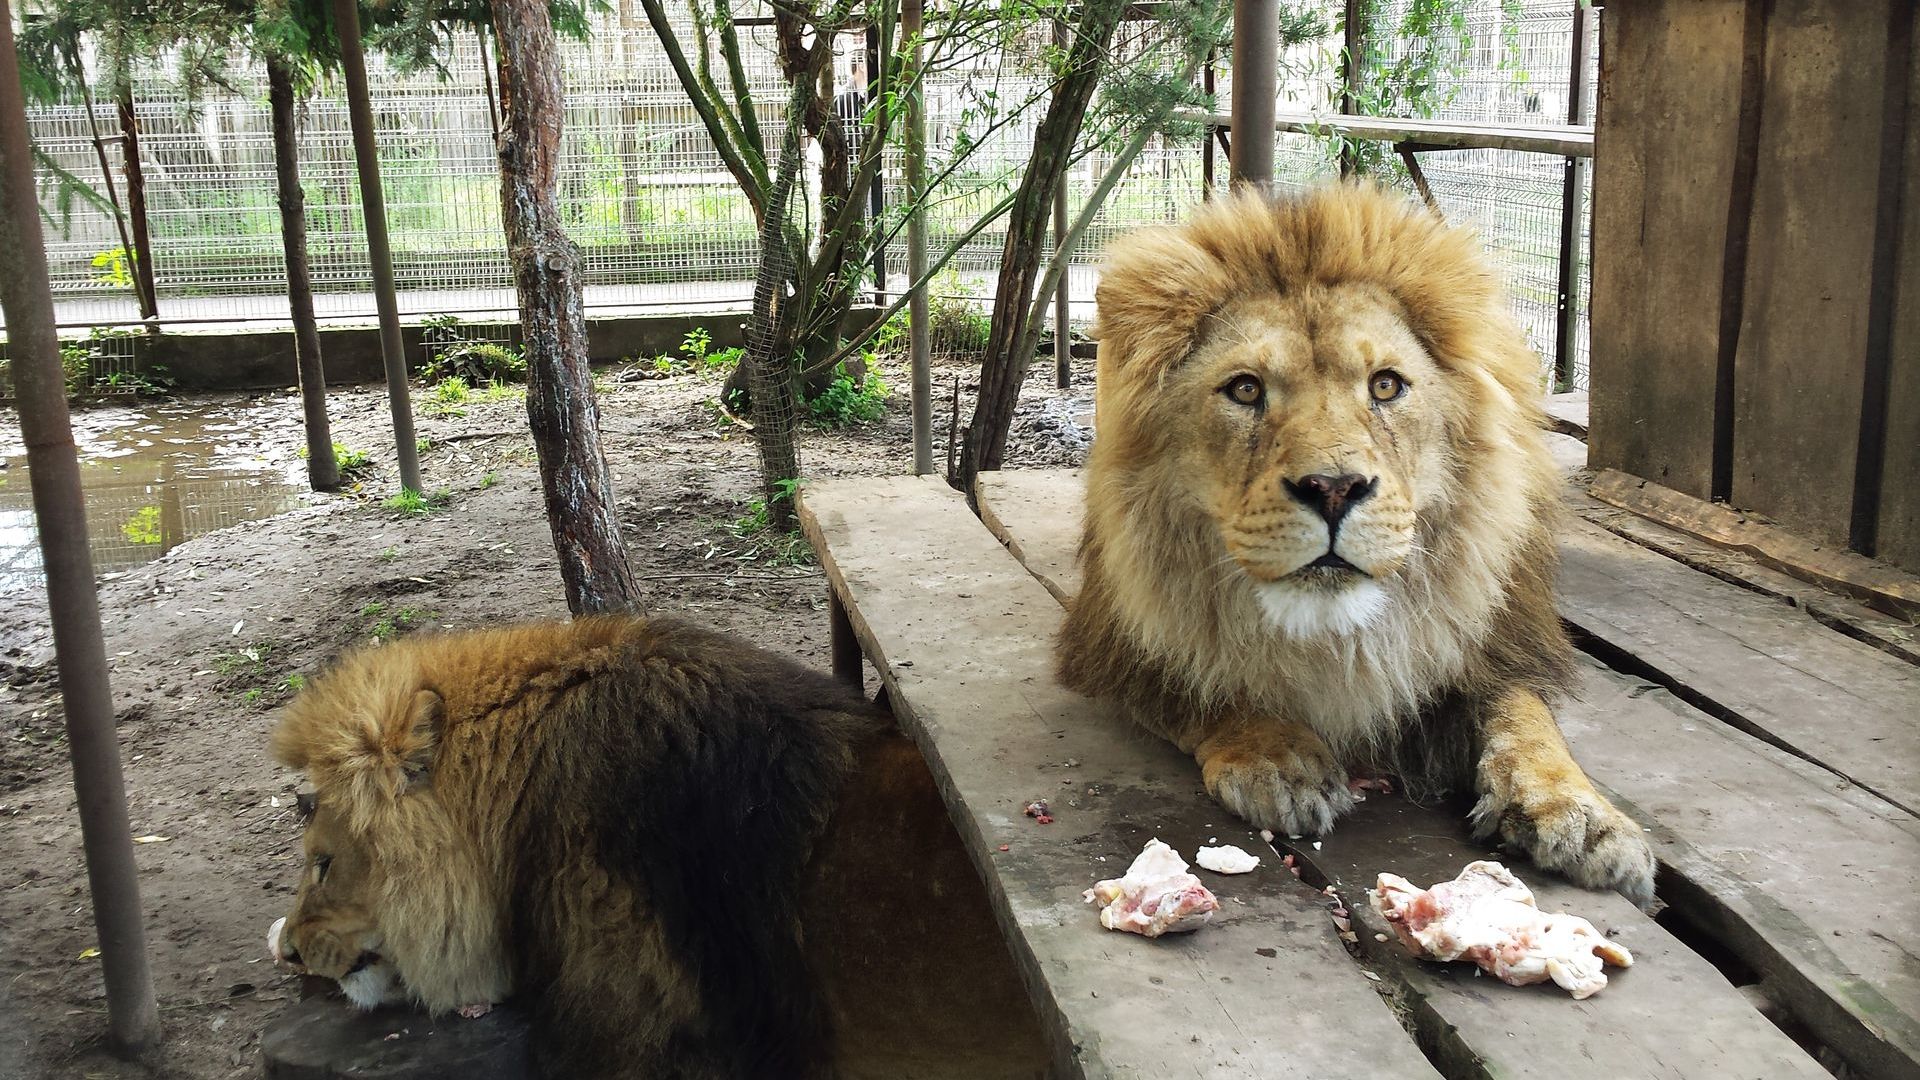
(801, 468), (1920, 1080)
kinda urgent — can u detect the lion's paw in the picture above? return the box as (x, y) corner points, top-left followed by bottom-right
(1470, 785), (1656, 909)
(1199, 727), (1355, 836)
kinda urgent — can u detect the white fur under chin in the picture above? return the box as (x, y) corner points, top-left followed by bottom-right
(1257, 579), (1390, 639)
(339, 961), (407, 1010)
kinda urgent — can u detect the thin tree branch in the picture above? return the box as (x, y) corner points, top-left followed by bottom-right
(635, 0), (769, 214)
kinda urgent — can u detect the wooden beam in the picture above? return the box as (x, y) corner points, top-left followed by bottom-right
(1186, 109), (1594, 158)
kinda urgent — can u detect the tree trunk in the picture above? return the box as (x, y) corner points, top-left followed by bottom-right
(267, 58), (340, 493)
(952, 0), (1128, 495)
(740, 79), (812, 533)
(114, 92), (158, 323)
(491, 0), (643, 615)
(0, 0), (159, 1051)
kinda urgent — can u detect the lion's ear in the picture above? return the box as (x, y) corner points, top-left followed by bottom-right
(397, 689), (442, 792)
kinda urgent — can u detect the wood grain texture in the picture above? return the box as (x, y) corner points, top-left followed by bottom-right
(1730, 0), (1889, 546)
(1588, 0), (1747, 496)
(1880, 25), (1920, 572)
(1558, 518), (1920, 813)
(1592, 469), (1920, 620)
(799, 475), (1438, 1080)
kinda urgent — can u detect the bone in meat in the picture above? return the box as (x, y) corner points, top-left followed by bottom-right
(1369, 860), (1632, 999)
(1084, 839), (1219, 937)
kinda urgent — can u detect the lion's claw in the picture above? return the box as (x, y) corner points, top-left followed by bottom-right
(1201, 732), (1356, 836)
(1470, 787), (1657, 909)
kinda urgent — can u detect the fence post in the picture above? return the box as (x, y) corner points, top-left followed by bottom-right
(1555, 3), (1593, 392)
(905, 0), (932, 475)
(1202, 45), (1217, 199)
(1341, 0), (1363, 176)
(1230, 0), (1277, 186)
(866, 23), (887, 306)
(1053, 19), (1072, 389)
(0, 0), (160, 1051)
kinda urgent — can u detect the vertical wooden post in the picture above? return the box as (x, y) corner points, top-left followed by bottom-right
(830, 590), (862, 687)
(1554, 4), (1593, 392)
(1052, 21), (1072, 390)
(330, 0), (424, 494)
(905, 0), (933, 476)
(0, 0), (160, 1051)
(74, 73), (146, 324)
(1340, 0), (1364, 176)
(1231, 0), (1277, 186)
(268, 57), (340, 493)
(115, 94), (159, 325)
(1201, 46), (1216, 199)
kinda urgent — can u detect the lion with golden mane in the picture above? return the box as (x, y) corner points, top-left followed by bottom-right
(1057, 184), (1655, 904)
(270, 615), (1043, 1079)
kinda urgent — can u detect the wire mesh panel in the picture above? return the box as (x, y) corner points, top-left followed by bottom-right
(17, 0), (1595, 391)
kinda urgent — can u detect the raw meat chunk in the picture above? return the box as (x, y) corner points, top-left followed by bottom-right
(1084, 839), (1219, 937)
(1369, 861), (1632, 999)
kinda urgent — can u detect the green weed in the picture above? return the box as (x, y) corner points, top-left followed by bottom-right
(383, 488), (451, 516)
(806, 364), (889, 427)
(121, 506), (163, 546)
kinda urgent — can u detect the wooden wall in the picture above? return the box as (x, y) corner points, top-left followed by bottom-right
(1590, 0), (1919, 571)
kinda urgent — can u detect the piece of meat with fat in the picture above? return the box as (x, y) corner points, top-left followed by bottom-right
(1083, 839), (1219, 937)
(1369, 860), (1632, 999)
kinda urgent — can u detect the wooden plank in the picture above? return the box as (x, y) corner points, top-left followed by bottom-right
(1730, 0), (1891, 548)
(1544, 391), (1588, 440)
(1561, 662), (1920, 1080)
(971, 470), (1839, 1080)
(977, 469), (1082, 605)
(1592, 469), (1920, 621)
(1571, 494), (1920, 668)
(1880, 28), (1920, 573)
(1558, 518), (1920, 814)
(1181, 109), (1594, 157)
(1588, 0), (1747, 499)
(1282, 796), (1830, 1080)
(798, 475), (1439, 1080)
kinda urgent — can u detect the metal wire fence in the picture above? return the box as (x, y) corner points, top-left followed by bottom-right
(20, 0), (1595, 388)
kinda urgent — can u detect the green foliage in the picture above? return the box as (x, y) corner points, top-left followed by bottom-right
(90, 246), (133, 288)
(929, 293), (991, 357)
(478, 471), (498, 489)
(383, 487), (451, 516)
(308, 442), (372, 475)
(379, 546), (400, 562)
(805, 363), (889, 427)
(121, 505), (162, 545)
(420, 317), (527, 385)
(726, 479), (811, 566)
(434, 375), (470, 404)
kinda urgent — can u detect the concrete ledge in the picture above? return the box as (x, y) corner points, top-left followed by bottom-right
(261, 995), (531, 1080)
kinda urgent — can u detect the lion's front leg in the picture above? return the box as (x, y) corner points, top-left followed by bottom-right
(1469, 687), (1657, 907)
(1194, 722), (1356, 836)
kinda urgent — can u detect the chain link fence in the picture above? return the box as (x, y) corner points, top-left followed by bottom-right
(20, 0), (1594, 387)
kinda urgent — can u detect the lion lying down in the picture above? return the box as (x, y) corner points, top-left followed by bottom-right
(269, 615), (1044, 1080)
(1057, 184), (1657, 906)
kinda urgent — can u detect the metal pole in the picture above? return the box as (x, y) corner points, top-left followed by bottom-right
(1202, 45), (1216, 199)
(1230, 0), (1277, 186)
(866, 23), (887, 306)
(1052, 19), (1072, 389)
(0, 0), (160, 1052)
(905, 0), (932, 475)
(1554, 4), (1593, 392)
(331, 0), (423, 493)
(1340, 0), (1362, 176)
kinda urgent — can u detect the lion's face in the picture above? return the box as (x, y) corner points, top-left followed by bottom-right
(1170, 283), (1458, 637)
(273, 802), (407, 1009)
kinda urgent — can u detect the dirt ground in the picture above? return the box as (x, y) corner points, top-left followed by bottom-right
(0, 354), (1094, 1080)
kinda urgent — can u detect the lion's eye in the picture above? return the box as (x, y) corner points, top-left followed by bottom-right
(1222, 375), (1264, 408)
(312, 856), (332, 886)
(1369, 370), (1408, 403)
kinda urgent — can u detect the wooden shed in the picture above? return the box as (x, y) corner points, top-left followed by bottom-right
(1590, 0), (1919, 572)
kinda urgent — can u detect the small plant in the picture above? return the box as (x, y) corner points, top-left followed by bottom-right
(428, 376), (471, 417)
(281, 673), (306, 694)
(90, 246), (133, 288)
(476, 379), (522, 403)
(366, 602), (434, 643)
(416, 436), (433, 454)
(422, 341), (526, 386)
(378, 546), (400, 562)
(383, 488), (451, 516)
(301, 441), (374, 474)
(479, 471), (498, 489)
(726, 478), (812, 566)
(681, 327), (713, 364)
(121, 505), (162, 546)
(59, 341), (93, 396)
(806, 364), (888, 427)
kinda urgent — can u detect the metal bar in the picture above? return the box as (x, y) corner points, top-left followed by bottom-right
(331, 0), (423, 494)
(0, 0), (160, 1051)
(1190, 109), (1595, 158)
(905, 0), (932, 475)
(1201, 45), (1216, 199)
(1554, 3), (1593, 392)
(1341, 0), (1362, 177)
(866, 23), (887, 306)
(1229, 0), (1277, 186)
(1052, 18), (1071, 389)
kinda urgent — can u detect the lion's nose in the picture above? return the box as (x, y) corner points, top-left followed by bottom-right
(1285, 473), (1376, 528)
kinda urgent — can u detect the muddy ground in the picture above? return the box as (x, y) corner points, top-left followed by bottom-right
(0, 355), (1094, 1080)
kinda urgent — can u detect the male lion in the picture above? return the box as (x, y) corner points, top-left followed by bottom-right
(270, 615), (1044, 1079)
(1056, 185), (1655, 905)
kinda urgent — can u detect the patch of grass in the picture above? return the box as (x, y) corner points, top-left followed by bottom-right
(416, 436), (433, 454)
(379, 546), (400, 562)
(476, 379), (522, 403)
(805, 364), (889, 427)
(726, 479), (813, 567)
(479, 471), (498, 489)
(212, 642), (275, 681)
(383, 488), (452, 516)
(282, 673), (306, 693)
(301, 441), (373, 475)
(368, 603), (435, 643)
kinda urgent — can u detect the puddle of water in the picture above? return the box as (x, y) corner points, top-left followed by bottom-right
(0, 398), (312, 596)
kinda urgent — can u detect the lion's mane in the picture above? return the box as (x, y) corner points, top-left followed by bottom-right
(1057, 184), (1572, 787)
